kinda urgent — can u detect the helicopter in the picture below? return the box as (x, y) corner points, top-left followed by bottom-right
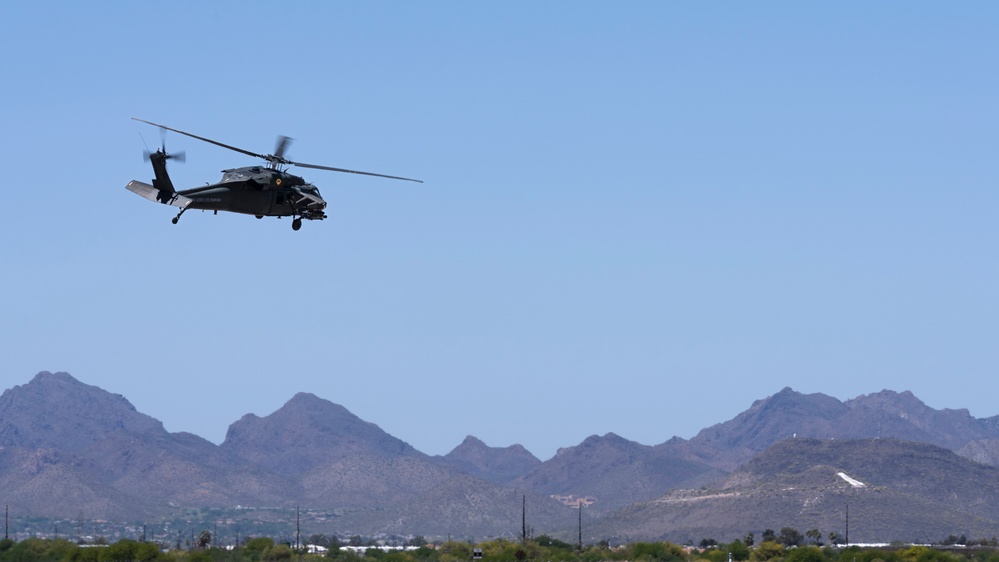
(126, 118), (421, 231)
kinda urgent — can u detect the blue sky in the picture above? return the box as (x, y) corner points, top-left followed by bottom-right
(2, 2), (997, 460)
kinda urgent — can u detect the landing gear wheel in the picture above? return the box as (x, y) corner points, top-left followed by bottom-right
(292, 218), (302, 231)
(171, 217), (179, 225)
(255, 215), (263, 219)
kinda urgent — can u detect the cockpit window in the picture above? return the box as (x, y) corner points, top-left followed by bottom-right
(221, 169), (253, 182)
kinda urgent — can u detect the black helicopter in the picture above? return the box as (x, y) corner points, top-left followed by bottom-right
(127, 118), (421, 231)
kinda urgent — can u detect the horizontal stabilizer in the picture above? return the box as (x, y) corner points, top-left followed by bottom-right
(126, 180), (192, 209)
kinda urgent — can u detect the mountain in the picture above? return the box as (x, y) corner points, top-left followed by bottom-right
(0, 371), (164, 451)
(957, 439), (999, 466)
(221, 392), (422, 476)
(0, 372), (294, 519)
(666, 387), (999, 471)
(844, 390), (999, 449)
(592, 438), (999, 544)
(437, 436), (541, 485)
(513, 433), (725, 515)
(218, 395), (579, 533)
(220, 392), (476, 509)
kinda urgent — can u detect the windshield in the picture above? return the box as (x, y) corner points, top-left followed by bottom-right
(220, 168), (259, 182)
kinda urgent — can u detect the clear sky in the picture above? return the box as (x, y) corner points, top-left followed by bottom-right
(2, 2), (997, 461)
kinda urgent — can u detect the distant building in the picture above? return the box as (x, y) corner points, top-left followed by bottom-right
(551, 494), (596, 508)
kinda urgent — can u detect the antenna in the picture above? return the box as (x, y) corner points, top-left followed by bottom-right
(139, 132), (151, 154)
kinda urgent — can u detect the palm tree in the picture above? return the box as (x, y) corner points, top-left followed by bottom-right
(197, 530), (212, 549)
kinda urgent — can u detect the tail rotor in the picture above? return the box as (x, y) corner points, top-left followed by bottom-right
(142, 127), (186, 163)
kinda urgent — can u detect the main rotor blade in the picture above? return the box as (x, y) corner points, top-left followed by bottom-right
(292, 161), (423, 183)
(132, 118), (267, 161)
(134, 118), (421, 182)
(274, 136), (293, 161)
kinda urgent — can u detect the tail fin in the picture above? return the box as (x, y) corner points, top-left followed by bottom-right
(147, 149), (177, 193)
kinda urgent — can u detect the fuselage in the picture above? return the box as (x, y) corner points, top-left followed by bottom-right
(178, 166), (327, 219)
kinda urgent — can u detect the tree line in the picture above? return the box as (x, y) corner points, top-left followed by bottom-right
(1, 534), (998, 562)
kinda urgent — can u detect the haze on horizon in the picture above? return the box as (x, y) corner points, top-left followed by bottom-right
(2, 3), (997, 461)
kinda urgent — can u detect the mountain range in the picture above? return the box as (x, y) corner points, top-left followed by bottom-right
(2, 371), (999, 542)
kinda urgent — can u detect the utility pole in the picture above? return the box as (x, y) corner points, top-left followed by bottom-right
(845, 503), (850, 546)
(578, 504), (583, 551)
(521, 495), (526, 545)
(296, 506), (301, 552)
(5, 505), (8, 540)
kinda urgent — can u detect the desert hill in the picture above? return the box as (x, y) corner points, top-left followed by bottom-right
(591, 438), (999, 544)
(513, 432), (725, 515)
